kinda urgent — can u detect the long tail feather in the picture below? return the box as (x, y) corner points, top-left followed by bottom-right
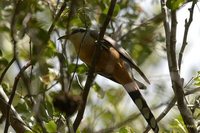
(124, 82), (159, 132)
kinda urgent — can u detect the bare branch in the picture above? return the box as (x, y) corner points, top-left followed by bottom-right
(178, 1), (197, 70)
(160, 0), (171, 48)
(145, 86), (200, 132)
(160, 0), (198, 131)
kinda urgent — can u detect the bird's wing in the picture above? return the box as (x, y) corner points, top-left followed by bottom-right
(89, 30), (150, 84)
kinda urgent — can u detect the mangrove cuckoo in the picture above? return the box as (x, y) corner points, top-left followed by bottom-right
(59, 28), (159, 132)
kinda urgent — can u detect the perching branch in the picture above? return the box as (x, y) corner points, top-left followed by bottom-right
(178, 0), (197, 71)
(73, 0), (117, 131)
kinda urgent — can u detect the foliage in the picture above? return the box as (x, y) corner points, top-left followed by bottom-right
(0, 0), (199, 133)
(166, 0), (185, 10)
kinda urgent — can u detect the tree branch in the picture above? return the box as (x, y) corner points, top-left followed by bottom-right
(160, 0), (198, 132)
(0, 57), (15, 84)
(119, 13), (163, 42)
(0, 87), (31, 133)
(73, 0), (117, 131)
(4, 61), (32, 133)
(145, 86), (200, 132)
(95, 85), (200, 133)
(178, 0), (197, 71)
(48, 1), (67, 34)
(10, 0), (33, 105)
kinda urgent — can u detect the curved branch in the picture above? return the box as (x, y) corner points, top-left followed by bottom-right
(0, 57), (15, 84)
(4, 61), (32, 133)
(161, 0), (198, 132)
(48, 1), (67, 34)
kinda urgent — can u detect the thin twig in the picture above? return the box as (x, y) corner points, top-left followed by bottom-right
(0, 57), (15, 84)
(49, 1), (68, 91)
(185, 87), (200, 95)
(4, 61), (32, 133)
(160, 0), (171, 55)
(61, 0), (78, 92)
(67, 30), (88, 91)
(119, 13), (163, 41)
(48, 1), (67, 34)
(144, 97), (176, 133)
(10, 0), (33, 105)
(95, 85), (200, 133)
(145, 86), (200, 132)
(178, 0), (197, 71)
(73, 0), (117, 131)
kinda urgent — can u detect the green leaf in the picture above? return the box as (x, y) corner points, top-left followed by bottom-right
(119, 127), (128, 133)
(1, 82), (11, 94)
(113, 4), (120, 17)
(93, 83), (105, 98)
(0, 49), (2, 56)
(25, 130), (34, 133)
(15, 101), (30, 114)
(44, 120), (57, 133)
(44, 40), (56, 58)
(0, 57), (9, 70)
(194, 81), (200, 86)
(45, 97), (54, 118)
(166, 0), (185, 10)
(101, 111), (113, 121)
(118, 127), (134, 133)
(68, 63), (88, 74)
(79, 10), (91, 27)
(0, 25), (10, 32)
(106, 88), (124, 105)
(31, 124), (43, 133)
(194, 71), (200, 86)
(99, 13), (107, 25)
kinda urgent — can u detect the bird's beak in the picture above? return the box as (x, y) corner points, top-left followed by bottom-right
(58, 34), (70, 40)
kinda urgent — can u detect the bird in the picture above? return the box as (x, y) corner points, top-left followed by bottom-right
(59, 28), (159, 132)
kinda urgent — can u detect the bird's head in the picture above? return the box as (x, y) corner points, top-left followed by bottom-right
(58, 28), (88, 45)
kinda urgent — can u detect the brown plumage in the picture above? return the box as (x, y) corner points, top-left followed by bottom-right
(59, 28), (159, 132)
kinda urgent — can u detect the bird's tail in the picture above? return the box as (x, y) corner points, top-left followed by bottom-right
(123, 82), (159, 132)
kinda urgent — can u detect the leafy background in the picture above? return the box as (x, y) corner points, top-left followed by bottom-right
(0, 0), (200, 132)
